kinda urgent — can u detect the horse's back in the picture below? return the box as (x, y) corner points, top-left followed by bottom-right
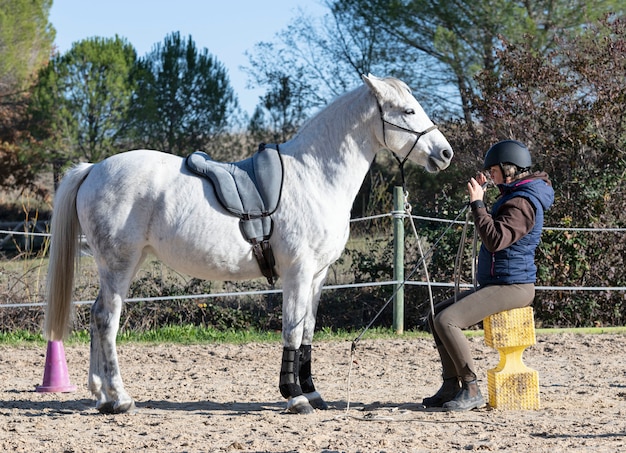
(86, 149), (185, 186)
(75, 150), (260, 280)
(76, 150), (189, 233)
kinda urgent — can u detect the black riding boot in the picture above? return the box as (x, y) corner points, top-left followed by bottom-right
(442, 379), (485, 411)
(422, 377), (461, 408)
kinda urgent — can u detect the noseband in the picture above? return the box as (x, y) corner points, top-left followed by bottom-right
(376, 102), (438, 182)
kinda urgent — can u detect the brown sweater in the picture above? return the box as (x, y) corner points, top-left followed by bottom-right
(470, 172), (551, 253)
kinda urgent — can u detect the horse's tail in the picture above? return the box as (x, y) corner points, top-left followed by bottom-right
(44, 163), (94, 341)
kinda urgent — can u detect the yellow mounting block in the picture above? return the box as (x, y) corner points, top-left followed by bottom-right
(483, 306), (540, 410)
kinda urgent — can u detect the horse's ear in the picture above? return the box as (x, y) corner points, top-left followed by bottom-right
(362, 74), (383, 98)
(362, 73), (379, 84)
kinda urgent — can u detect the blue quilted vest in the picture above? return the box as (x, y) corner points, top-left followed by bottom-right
(477, 177), (554, 287)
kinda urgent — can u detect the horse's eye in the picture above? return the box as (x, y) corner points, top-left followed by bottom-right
(404, 108), (415, 115)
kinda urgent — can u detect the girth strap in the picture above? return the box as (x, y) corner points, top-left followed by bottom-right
(250, 239), (276, 285)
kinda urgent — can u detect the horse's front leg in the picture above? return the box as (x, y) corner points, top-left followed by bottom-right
(298, 343), (328, 410)
(279, 268), (329, 414)
(89, 290), (135, 414)
(298, 268), (329, 410)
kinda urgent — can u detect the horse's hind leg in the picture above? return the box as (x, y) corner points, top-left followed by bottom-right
(89, 269), (136, 414)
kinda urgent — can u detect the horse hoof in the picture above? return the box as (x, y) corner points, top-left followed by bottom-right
(97, 400), (136, 414)
(305, 391), (329, 410)
(286, 395), (315, 414)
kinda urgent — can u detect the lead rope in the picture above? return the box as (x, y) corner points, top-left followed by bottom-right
(346, 189), (433, 414)
(342, 199), (494, 424)
(455, 185), (488, 297)
(404, 191), (435, 315)
(472, 215), (479, 290)
(453, 209), (472, 302)
(346, 191), (471, 414)
(343, 181), (489, 421)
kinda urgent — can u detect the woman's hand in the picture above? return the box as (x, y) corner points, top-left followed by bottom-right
(467, 176), (485, 202)
(475, 172), (488, 187)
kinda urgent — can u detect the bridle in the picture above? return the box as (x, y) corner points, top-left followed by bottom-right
(376, 101), (438, 186)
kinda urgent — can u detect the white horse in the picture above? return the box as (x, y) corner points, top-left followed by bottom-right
(44, 74), (453, 414)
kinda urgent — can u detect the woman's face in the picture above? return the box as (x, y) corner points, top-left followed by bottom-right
(488, 165), (505, 185)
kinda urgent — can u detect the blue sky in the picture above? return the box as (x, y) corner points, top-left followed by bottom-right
(49, 0), (328, 116)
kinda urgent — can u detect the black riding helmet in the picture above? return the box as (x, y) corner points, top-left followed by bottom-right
(483, 140), (532, 170)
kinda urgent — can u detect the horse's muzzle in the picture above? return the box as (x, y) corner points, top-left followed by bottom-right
(428, 148), (453, 172)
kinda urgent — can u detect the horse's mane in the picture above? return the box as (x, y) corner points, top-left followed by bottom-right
(293, 84), (367, 138)
(381, 77), (412, 95)
(293, 77), (411, 138)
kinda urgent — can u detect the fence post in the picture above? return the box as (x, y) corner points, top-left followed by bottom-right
(393, 186), (405, 334)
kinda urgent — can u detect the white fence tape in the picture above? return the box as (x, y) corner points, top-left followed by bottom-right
(1, 212), (624, 309)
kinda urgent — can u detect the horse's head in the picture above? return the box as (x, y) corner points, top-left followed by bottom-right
(363, 74), (453, 173)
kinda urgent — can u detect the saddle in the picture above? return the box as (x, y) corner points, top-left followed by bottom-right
(185, 143), (283, 284)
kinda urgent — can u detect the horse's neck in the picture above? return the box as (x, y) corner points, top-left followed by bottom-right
(284, 88), (380, 207)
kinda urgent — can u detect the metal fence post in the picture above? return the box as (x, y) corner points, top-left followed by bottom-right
(393, 186), (405, 334)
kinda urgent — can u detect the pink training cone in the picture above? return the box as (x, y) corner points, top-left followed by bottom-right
(36, 340), (77, 393)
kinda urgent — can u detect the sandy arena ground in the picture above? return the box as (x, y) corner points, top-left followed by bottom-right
(1, 333), (625, 452)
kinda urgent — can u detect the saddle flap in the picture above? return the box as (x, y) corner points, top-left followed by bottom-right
(253, 146), (282, 215)
(240, 216), (273, 242)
